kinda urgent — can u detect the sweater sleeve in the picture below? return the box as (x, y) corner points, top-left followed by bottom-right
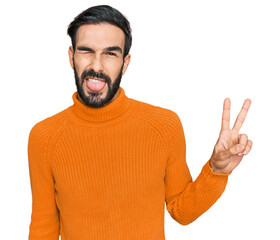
(164, 111), (229, 225)
(28, 123), (60, 239)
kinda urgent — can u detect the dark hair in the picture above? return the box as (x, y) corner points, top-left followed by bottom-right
(67, 5), (132, 59)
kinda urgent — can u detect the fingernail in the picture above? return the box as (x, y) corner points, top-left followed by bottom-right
(238, 153), (243, 156)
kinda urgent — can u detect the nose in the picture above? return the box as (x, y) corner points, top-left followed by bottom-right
(89, 54), (104, 73)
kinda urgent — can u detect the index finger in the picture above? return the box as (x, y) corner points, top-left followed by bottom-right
(232, 98), (251, 133)
(221, 98), (231, 130)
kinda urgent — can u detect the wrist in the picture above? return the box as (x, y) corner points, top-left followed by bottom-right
(209, 159), (230, 175)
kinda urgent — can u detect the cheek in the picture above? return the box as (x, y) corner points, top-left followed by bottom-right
(74, 58), (88, 77)
(104, 59), (123, 78)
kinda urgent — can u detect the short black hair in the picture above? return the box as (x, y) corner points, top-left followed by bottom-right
(67, 5), (132, 59)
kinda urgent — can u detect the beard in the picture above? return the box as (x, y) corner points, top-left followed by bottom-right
(73, 61), (124, 108)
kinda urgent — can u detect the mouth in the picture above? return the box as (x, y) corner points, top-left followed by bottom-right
(85, 76), (106, 82)
(85, 77), (107, 92)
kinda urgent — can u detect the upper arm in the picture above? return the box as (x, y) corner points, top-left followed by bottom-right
(28, 123), (60, 239)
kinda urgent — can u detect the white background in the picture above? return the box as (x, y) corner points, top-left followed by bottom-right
(0, 0), (279, 239)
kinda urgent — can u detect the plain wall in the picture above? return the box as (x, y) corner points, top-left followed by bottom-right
(0, 0), (279, 239)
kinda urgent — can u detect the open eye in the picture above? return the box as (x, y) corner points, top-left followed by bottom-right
(107, 52), (116, 56)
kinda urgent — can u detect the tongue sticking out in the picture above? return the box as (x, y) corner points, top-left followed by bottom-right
(86, 79), (106, 92)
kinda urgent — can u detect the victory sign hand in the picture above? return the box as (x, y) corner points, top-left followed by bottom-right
(209, 98), (253, 174)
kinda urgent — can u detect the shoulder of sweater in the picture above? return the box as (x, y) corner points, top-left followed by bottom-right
(28, 107), (71, 142)
(128, 98), (183, 130)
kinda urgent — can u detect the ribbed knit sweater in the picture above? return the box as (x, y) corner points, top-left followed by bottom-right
(28, 87), (229, 240)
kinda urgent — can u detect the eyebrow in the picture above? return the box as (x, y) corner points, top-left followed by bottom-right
(77, 46), (122, 54)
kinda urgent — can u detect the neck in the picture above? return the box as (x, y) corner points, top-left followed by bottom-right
(71, 87), (130, 123)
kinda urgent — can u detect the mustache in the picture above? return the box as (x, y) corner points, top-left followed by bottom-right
(81, 69), (111, 84)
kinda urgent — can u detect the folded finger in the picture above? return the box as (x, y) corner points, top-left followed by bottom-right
(243, 140), (253, 155)
(238, 134), (248, 147)
(220, 144), (245, 160)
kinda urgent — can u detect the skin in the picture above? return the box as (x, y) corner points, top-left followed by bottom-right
(68, 23), (131, 108)
(209, 98), (253, 174)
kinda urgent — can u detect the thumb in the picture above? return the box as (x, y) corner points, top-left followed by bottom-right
(219, 144), (245, 160)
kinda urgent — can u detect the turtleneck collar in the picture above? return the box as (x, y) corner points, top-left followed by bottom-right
(71, 87), (130, 123)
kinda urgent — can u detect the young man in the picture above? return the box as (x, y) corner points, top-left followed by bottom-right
(27, 5), (252, 240)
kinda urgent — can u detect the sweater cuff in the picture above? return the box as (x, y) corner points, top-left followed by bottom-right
(196, 160), (229, 194)
(203, 160), (231, 178)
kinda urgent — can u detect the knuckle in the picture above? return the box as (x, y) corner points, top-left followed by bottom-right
(214, 148), (221, 158)
(238, 117), (245, 124)
(232, 129), (239, 135)
(222, 116), (230, 121)
(235, 145), (239, 152)
(239, 133), (248, 139)
(214, 147), (219, 155)
(237, 144), (244, 152)
(242, 133), (248, 138)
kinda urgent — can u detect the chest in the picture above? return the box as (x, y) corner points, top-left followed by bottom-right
(51, 120), (168, 215)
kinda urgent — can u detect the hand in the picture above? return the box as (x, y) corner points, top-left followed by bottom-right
(209, 98), (253, 174)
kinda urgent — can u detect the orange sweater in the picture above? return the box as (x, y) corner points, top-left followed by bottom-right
(28, 87), (228, 240)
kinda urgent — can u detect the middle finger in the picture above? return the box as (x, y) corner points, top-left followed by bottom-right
(232, 99), (251, 133)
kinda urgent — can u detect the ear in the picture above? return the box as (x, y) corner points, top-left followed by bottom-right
(68, 46), (74, 69)
(122, 54), (131, 75)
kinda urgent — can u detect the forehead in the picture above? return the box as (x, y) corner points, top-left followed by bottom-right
(75, 23), (125, 50)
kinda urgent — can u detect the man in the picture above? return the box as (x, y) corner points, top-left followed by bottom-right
(27, 5), (253, 240)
